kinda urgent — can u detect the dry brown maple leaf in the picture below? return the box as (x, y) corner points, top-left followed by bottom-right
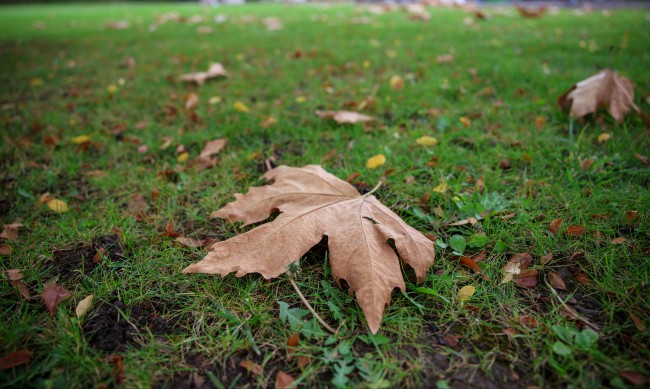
(184, 165), (434, 333)
(315, 110), (374, 124)
(180, 63), (228, 86)
(558, 69), (638, 122)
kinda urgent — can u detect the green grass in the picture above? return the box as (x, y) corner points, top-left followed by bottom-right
(1, 3), (649, 388)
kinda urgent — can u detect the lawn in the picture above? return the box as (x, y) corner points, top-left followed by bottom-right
(0, 2), (649, 388)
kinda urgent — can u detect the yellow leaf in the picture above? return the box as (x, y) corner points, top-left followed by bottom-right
(46, 199), (69, 213)
(390, 75), (404, 90)
(458, 285), (475, 301)
(71, 135), (90, 144)
(295, 96), (306, 103)
(363, 60), (371, 69)
(459, 116), (471, 127)
(234, 101), (250, 113)
(208, 96), (222, 105)
(177, 152), (190, 162)
(366, 154), (386, 169)
(416, 136), (438, 146)
(597, 132), (612, 143)
(107, 84), (118, 93)
(433, 181), (448, 193)
(75, 295), (94, 318)
(30, 78), (44, 86)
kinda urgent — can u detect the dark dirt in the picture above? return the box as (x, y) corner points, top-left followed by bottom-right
(153, 353), (272, 389)
(83, 300), (175, 352)
(420, 320), (529, 388)
(51, 234), (125, 279)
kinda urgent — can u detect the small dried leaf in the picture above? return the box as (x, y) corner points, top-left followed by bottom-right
(175, 237), (204, 248)
(566, 225), (586, 236)
(443, 334), (459, 347)
(548, 218), (563, 235)
(239, 360), (262, 376)
(390, 75), (404, 90)
(629, 313), (646, 332)
(519, 315), (538, 328)
(0, 244), (12, 256)
(75, 295), (94, 318)
(416, 136), (438, 146)
(180, 63), (228, 85)
(0, 350), (33, 369)
(366, 154), (386, 169)
(287, 333), (299, 361)
(626, 211), (639, 222)
(275, 371), (296, 389)
(12, 281), (30, 299)
(458, 256), (490, 281)
(200, 139), (227, 159)
(597, 132), (612, 143)
(575, 272), (591, 285)
(617, 370), (647, 386)
(41, 284), (71, 316)
(46, 199), (69, 213)
(458, 285), (475, 301)
(71, 135), (91, 144)
(541, 253), (553, 265)
(514, 269), (538, 288)
(316, 110), (374, 124)
(548, 272), (567, 290)
(7, 269), (23, 281)
(233, 101), (250, 113)
(611, 237), (627, 244)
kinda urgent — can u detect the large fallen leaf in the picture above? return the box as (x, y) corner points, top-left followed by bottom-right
(180, 63), (228, 86)
(315, 110), (374, 124)
(184, 165), (435, 333)
(558, 69), (637, 122)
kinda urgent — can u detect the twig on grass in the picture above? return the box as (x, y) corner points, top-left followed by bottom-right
(288, 275), (337, 334)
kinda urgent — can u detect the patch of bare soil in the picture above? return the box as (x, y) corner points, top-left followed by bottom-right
(51, 234), (125, 279)
(83, 300), (175, 352)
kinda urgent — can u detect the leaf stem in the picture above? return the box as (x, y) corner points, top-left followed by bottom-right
(363, 178), (385, 197)
(288, 275), (337, 334)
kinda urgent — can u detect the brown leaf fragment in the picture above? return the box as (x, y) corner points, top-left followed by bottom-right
(516, 5), (546, 18)
(93, 247), (106, 263)
(611, 237), (627, 244)
(436, 54), (454, 64)
(41, 284), (71, 316)
(111, 355), (125, 384)
(180, 63), (228, 86)
(0, 350), (33, 369)
(548, 218), (563, 235)
(175, 237), (204, 248)
(316, 110), (373, 124)
(617, 370), (647, 386)
(458, 256), (490, 281)
(199, 138), (227, 159)
(519, 315), (538, 328)
(287, 333), (299, 362)
(0, 244), (11, 256)
(558, 69), (636, 122)
(297, 355), (310, 369)
(12, 281), (30, 299)
(514, 270), (538, 288)
(541, 253), (553, 265)
(629, 313), (647, 332)
(1, 223), (23, 241)
(184, 165), (435, 334)
(275, 371), (296, 389)
(566, 225), (586, 236)
(548, 272), (567, 290)
(626, 210), (640, 222)
(239, 360), (262, 376)
(7, 269), (23, 281)
(574, 272), (591, 285)
(443, 334), (460, 347)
